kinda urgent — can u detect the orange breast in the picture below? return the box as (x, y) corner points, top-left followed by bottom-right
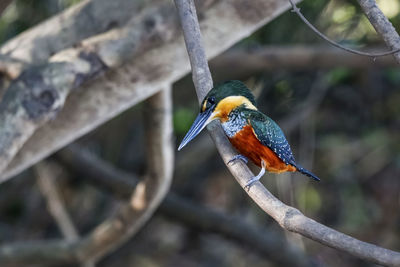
(228, 125), (296, 173)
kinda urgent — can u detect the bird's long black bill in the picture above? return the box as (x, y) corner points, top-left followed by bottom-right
(178, 108), (213, 151)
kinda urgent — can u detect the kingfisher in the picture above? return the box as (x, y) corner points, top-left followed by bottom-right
(178, 80), (320, 189)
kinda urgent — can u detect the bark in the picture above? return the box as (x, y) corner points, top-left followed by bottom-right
(357, 0), (400, 63)
(0, 0), (300, 182)
(0, 0), (157, 64)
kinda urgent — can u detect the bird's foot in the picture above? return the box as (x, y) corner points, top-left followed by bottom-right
(244, 161), (266, 191)
(227, 154), (248, 165)
(244, 176), (260, 191)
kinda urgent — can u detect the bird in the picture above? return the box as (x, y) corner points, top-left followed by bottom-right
(178, 80), (320, 189)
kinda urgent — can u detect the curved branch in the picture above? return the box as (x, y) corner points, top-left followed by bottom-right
(357, 0), (400, 63)
(0, 0), (300, 183)
(288, 0), (400, 57)
(0, 87), (174, 265)
(75, 87), (174, 263)
(174, 0), (400, 266)
(56, 145), (314, 267)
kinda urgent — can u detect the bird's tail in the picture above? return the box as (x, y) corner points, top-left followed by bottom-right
(294, 164), (320, 181)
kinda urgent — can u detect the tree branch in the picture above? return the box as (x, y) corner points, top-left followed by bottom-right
(288, 0), (400, 58)
(35, 161), (79, 242)
(0, 86), (174, 265)
(0, 0), (182, 177)
(174, 0), (400, 266)
(357, 0), (400, 63)
(56, 145), (314, 267)
(0, 0), (158, 65)
(0, 0), (301, 182)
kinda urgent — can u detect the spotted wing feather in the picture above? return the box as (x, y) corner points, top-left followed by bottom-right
(245, 110), (296, 166)
(245, 109), (320, 181)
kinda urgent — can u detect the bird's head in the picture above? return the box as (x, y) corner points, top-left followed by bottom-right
(178, 80), (257, 150)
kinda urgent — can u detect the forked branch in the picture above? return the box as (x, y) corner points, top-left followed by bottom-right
(173, 0), (400, 266)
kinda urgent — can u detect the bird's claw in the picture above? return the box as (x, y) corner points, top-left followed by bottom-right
(227, 154), (248, 165)
(244, 176), (259, 191)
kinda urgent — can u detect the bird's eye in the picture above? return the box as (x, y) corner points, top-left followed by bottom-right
(208, 97), (215, 106)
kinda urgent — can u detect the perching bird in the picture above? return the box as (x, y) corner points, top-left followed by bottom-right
(178, 80), (320, 189)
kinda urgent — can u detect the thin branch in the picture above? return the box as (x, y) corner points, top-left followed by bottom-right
(56, 145), (314, 267)
(288, 0), (400, 58)
(357, 0), (400, 63)
(35, 161), (79, 242)
(174, 0), (400, 266)
(0, 0), (301, 183)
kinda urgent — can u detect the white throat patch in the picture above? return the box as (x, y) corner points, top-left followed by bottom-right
(221, 112), (247, 138)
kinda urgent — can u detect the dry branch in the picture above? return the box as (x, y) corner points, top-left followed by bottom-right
(0, 0), (301, 182)
(357, 0), (400, 63)
(288, 0), (400, 57)
(35, 161), (79, 242)
(56, 145), (313, 267)
(0, 0), (182, 177)
(76, 87), (174, 263)
(0, 0), (157, 65)
(174, 0), (400, 266)
(0, 87), (174, 265)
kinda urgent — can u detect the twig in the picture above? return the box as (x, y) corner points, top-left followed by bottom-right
(288, 0), (400, 57)
(357, 0), (400, 63)
(0, 0), (302, 183)
(56, 145), (314, 267)
(35, 161), (79, 242)
(174, 0), (400, 266)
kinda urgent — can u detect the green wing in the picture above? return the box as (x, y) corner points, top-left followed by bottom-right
(244, 109), (296, 166)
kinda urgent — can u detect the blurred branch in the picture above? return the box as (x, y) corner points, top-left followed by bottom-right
(211, 45), (397, 80)
(357, 0), (400, 63)
(280, 72), (329, 132)
(0, 0), (181, 179)
(0, 0), (299, 183)
(76, 86), (174, 263)
(0, 0), (12, 18)
(0, 0), (157, 65)
(0, 86), (174, 265)
(174, 0), (400, 266)
(55, 145), (313, 267)
(35, 161), (79, 242)
(288, 0), (400, 57)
